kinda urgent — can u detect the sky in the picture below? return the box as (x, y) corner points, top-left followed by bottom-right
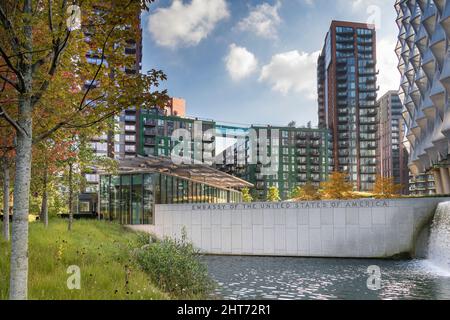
(141, 0), (399, 127)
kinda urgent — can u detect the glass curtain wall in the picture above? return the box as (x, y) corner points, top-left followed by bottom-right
(99, 172), (243, 225)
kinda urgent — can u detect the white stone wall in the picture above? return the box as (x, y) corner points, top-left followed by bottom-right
(129, 198), (450, 258)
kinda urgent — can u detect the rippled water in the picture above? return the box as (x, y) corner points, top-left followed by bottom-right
(204, 256), (450, 300)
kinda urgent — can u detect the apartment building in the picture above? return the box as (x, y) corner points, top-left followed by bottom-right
(377, 91), (410, 193)
(318, 21), (379, 191)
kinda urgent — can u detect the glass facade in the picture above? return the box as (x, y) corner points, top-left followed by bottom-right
(99, 172), (243, 225)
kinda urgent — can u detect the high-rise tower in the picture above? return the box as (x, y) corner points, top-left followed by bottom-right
(318, 21), (379, 191)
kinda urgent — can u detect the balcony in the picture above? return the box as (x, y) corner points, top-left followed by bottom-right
(359, 85), (378, 92)
(362, 125), (377, 133)
(360, 108), (377, 117)
(144, 129), (157, 136)
(310, 166), (320, 173)
(144, 138), (156, 146)
(144, 119), (157, 126)
(125, 47), (137, 55)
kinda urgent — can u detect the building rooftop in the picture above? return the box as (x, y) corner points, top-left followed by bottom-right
(101, 155), (254, 190)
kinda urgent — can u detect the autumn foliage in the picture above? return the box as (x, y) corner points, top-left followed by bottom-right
(372, 175), (402, 199)
(320, 171), (355, 200)
(266, 186), (281, 202)
(291, 181), (321, 201)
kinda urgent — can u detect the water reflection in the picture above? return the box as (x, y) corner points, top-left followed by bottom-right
(204, 256), (450, 300)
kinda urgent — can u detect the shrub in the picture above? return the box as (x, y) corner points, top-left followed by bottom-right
(372, 175), (403, 199)
(266, 186), (281, 202)
(242, 188), (253, 203)
(291, 182), (321, 201)
(135, 230), (215, 299)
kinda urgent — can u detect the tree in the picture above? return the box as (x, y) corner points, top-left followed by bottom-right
(373, 175), (402, 199)
(242, 187), (253, 203)
(0, 127), (15, 242)
(0, 0), (166, 300)
(31, 136), (77, 227)
(266, 186), (281, 202)
(320, 171), (354, 200)
(287, 121), (296, 128)
(291, 181), (320, 201)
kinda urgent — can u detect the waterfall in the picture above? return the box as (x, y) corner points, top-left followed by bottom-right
(427, 202), (450, 274)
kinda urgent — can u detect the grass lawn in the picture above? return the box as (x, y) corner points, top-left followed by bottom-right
(0, 219), (168, 300)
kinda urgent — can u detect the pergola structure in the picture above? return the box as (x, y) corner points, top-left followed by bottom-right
(102, 155), (254, 191)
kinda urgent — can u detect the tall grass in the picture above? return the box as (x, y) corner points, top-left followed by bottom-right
(135, 231), (215, 299)
(0, 219), (167, 300)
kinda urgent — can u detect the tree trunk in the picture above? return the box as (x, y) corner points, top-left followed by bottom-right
(68, 163), (73, 231)
(9, 103), (33, 300)
(9, 0), (33, 300)
(40, 165), (48, 228)
(2, 159), (10, 242)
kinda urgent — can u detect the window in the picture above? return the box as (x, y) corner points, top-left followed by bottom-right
(92, 142), (107, 152)
(125, 135), (136, 142)
(125, 145), (135, 152)
(85, 174), (99, 183)
(79, 201), (90, 213)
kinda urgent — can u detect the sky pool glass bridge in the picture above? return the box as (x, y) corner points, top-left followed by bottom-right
(98, 156), (253, 225)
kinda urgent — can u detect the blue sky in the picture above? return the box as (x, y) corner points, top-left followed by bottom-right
(142, 0), (398, 127)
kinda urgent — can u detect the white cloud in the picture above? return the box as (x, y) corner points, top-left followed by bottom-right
(259, 50), (320, 99)
(148, 0), (229, 48)
(225, 44), (258, 81)
(237, 1), (282, 39)
(377, 36), (400, 96)
(346, 0), (385, 10)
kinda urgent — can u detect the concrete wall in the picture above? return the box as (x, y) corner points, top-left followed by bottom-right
(129, 198), (450, 258)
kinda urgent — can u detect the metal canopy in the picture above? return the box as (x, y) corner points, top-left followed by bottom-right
(101, 155), (254, 190)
